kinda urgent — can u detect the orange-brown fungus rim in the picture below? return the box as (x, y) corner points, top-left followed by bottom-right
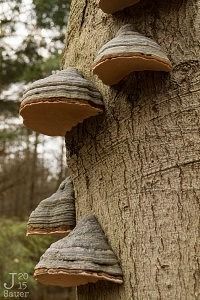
(34, 268), (123, 284)
(20, 97), (104, 112)
(26, 225), (73, 236)
(93, 53), (172, 72)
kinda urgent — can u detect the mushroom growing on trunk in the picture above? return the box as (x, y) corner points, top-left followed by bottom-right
(93, 24), (172, 85)
(99, 0), (140, 14)
(34, 215), (123, 287)
(20, 68), (104, 136)
(27, 177), (76, 236)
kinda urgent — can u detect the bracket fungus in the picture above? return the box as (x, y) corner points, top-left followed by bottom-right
(93, 24), (172, 85)
(34, 215), (123, 287)
(19, 68), (104, 136)
(99, 0), (140, 14)
(27, 177), (76, 236)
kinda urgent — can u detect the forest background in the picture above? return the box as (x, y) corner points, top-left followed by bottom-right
(0, 1), (75, 298)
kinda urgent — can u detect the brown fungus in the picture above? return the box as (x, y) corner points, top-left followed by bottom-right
(27, 177), (76, 236)
(34, 215), (123, 287)
(93, 24), (172, 86)
(20, 68), (104, 136)
(99, 0), (140, 14)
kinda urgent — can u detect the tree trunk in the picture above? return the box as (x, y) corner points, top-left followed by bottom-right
(63, 0), (200, 299)
(29, 132), (39, 211)
(58, 139), (66, 185)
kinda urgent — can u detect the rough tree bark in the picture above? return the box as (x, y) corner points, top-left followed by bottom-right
(29, 132), (39, 211)
(63, 0), (200, 299)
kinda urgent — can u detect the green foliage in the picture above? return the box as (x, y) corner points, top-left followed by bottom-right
(0, 100), (19, 116)
(33, 0), (71, 29)
(0, 218), (55, 297)
(19, 52), (62, 83)
(0, 43), (61, 88)
(0, 0), (70, 90)
(0, 128), (20, 141)
(0, 47), (27, 89)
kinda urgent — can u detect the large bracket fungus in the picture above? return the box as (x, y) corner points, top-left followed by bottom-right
(20, 68), (104, 136)
(99, 0), (140, 14)
(93, 24), (172, 86)
(34, 215), (123, 287)
(27, 177), (76, 236)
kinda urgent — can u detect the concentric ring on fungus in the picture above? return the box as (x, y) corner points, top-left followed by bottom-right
(27, 177), (76, 236)
(93, 24), (172, 86)
(20, 68), (104, 136)
(34, 216), (123, 287)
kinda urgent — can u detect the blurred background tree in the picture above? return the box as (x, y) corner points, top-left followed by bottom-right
(0, 219), (75, 299)
(0, 1), (75, 299)
(0, 0), (71, 217)
(1, 0), (70, 88)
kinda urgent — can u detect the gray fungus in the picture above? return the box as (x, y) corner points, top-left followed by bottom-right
(34, 215), (123, 287)
(20, 68), (104, 136)
(27, 177), (76, 236)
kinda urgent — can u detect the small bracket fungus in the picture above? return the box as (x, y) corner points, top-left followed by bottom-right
(34, 215), (123, 287)
(19, 68), (104, 136)
(93, 24), (172, 86)
(99, 0), (140, 14)
(27, 177), (76, 236)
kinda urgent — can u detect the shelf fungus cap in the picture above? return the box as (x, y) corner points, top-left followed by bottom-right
(34, 215), (123, 287)
(99, 0), (140, 14)
(27, 177), (76, 236)
(93, 24), (172, 85)
(20, 68), (104, 136)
